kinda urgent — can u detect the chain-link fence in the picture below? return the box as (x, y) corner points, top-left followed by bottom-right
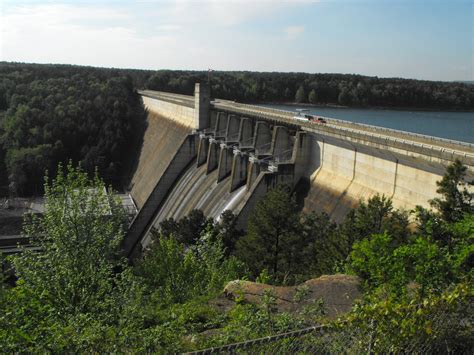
(187, 290), (473, 354)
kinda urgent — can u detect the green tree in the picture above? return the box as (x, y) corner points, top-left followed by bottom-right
(300, 212), (346, 277)
(340, 194), (409, 247)
(136, 229), (246, 304)
(12, 163), (128, 317)
(416, 160), (473, 247)
(159, 209), (212, 245)
(216, 210), (244, 255)
(308, 89), (317, 104)
(345, 283), (473, 353)
(236, 185), (301, 283)
(348, 232), (394, 289)
(430, 159), (473, 223)
(349, 232), (452, 295)
(338, 87), (352, 105)
(2, 163), (150, 351)
(449, 213), (474, 277)
(295, 86), (306, 103)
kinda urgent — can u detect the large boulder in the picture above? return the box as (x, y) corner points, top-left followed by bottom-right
(223, 274), (361, 318)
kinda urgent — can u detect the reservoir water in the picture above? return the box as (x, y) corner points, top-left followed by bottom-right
(261, 104), (474, 144)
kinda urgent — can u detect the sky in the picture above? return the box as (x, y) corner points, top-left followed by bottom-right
(0, 0), (472, 81)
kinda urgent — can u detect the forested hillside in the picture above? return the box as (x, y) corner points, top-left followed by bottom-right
(146, 70), (474, 109)
(1, 62), (472, 195)
(0, 63), (148, 195)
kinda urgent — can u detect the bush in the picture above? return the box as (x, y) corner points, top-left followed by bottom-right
(136, 228), (247, 305)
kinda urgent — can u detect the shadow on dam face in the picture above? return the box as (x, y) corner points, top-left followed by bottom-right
(129, 111), (194, 209)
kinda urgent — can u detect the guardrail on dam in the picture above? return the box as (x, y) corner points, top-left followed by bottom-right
(123, 84), (473, 259)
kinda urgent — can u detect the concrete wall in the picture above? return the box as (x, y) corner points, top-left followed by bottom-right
(303, 133), (448, 222)
(142, 96), (195, 128)
(130, 96), (196, 209)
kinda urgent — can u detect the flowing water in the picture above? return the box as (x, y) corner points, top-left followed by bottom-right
(150, 163), (247, 230)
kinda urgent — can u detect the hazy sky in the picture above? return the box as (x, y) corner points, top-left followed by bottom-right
(0, 0), (472, 81)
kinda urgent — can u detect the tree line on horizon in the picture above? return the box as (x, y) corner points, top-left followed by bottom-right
(145, 70), (474, 109)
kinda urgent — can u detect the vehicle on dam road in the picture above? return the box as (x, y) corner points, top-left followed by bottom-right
(293, 109), (327, 124)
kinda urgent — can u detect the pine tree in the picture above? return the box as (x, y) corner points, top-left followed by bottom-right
(308, 89), (317, 104)
(236, 185), (301, 283)
(295, 86), (306, 103)
(430, 159), (473, 222)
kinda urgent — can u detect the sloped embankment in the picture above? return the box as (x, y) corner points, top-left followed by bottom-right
(129, 110), (193, 209)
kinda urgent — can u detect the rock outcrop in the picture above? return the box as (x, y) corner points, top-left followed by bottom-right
(223, 274), (361, 318)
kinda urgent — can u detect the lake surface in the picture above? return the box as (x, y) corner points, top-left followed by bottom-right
(261, 104), (474, 144)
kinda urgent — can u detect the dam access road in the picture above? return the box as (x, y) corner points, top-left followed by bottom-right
(123, 85), (473, 258)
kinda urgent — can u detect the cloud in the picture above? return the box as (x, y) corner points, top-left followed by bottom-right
(0, 1), (317, 71)
(0, 4), (178, 68)
(284, 25), (304, 39)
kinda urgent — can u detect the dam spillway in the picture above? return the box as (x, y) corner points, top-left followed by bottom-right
(123, 84), (474, 259)
(139, 164), (247, 247)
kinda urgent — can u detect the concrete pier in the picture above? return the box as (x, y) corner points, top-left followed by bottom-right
(207, 139), (220, 173)
(215, 112), (229, 138)
(209, 111), (218, 132)
(247, 159), (261, 189)
(271, 126), (292, 157)
(254, 121), (273, 155)
(218, 144), (234, 181)
(197, 136), (209, 166)
(239, 118), (254, 146)
(230, 152), (249, 191)
(226, 114), (241, 142)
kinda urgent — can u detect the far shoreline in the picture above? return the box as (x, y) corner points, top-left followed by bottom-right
(253, 101), (474, 113)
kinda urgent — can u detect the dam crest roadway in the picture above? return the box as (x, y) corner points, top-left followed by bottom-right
(123, 84), (474, 259)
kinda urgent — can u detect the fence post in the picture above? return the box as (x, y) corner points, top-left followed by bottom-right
(367, 318), (378, 355)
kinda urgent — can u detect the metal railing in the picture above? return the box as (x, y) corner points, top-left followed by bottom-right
(185, 325), (327, 355)
(186, 292), (472, 354)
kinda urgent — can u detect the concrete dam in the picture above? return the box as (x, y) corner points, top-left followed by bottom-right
(123, 84), (474, 258)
